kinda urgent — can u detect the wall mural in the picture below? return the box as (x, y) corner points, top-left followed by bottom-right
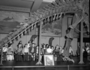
(0, 21), (20, 34)
(42, 19), (62, 36)
(0, 11), (29, 34)
(0, 11), (29, 22)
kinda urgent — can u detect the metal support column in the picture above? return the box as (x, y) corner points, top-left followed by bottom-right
(0, 46), (3, 65)
(36, 21), (42, 65)
(79, 20), (84, 64)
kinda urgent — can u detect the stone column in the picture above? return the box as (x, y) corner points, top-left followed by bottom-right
(79, 21), (84, 64)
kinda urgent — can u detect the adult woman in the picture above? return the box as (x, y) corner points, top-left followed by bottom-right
(6, 46), (14, 61)
(46, 45), (54, 54)
(16, 41), (23, 61)
(2, 44), (8, 61)
(22, 44), (30, 61)
(54, 45), (60, 61)
(30, 43), (36, 61)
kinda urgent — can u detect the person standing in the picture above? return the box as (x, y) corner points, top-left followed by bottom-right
(31, 43), (36, 61)
(83, 48), (88, 63)
(2, 44), (8, 61)
(22, 44), (30, 61)
(6, 46), (14, 61)
(16, 41), (23, 61)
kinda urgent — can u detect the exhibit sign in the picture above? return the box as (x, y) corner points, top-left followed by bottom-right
(44, 54), (55, 66)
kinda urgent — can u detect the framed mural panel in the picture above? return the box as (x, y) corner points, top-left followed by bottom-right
(0, 11), (29, 22)
(0, 11), (29, 34)
(42, 19), (62, 37)
(44, 54), (55, 66)
(67, 17), (73, 27)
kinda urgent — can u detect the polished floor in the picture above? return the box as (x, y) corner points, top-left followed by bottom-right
(0, 65), (90, 70)
(0, 56), (90, 70)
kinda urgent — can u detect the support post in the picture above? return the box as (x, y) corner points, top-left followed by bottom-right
(36, 21), (42, 65)
(0, 46), (3, 65)
(79, 20), (84, 64)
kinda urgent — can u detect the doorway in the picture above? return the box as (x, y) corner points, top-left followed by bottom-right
(67, 17), (73, 27)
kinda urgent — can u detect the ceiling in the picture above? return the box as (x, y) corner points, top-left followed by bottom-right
(0, 0), (51, 34)
(0, 0), (43, 11)
(0, 0), (34, 8)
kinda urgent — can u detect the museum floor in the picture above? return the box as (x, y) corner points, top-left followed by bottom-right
(0, 56), (90, 70)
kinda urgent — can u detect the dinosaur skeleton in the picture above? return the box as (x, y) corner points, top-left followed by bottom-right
(0, 0), (89, 64)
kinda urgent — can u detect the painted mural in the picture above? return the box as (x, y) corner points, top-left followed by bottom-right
(0, 11), (29, 34)
(42, 19), (62, 36)
(0, 11), (29, 22)
(0, 21), (20, 34)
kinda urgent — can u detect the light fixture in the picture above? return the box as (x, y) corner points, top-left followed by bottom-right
(43, 0), (55, 3)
